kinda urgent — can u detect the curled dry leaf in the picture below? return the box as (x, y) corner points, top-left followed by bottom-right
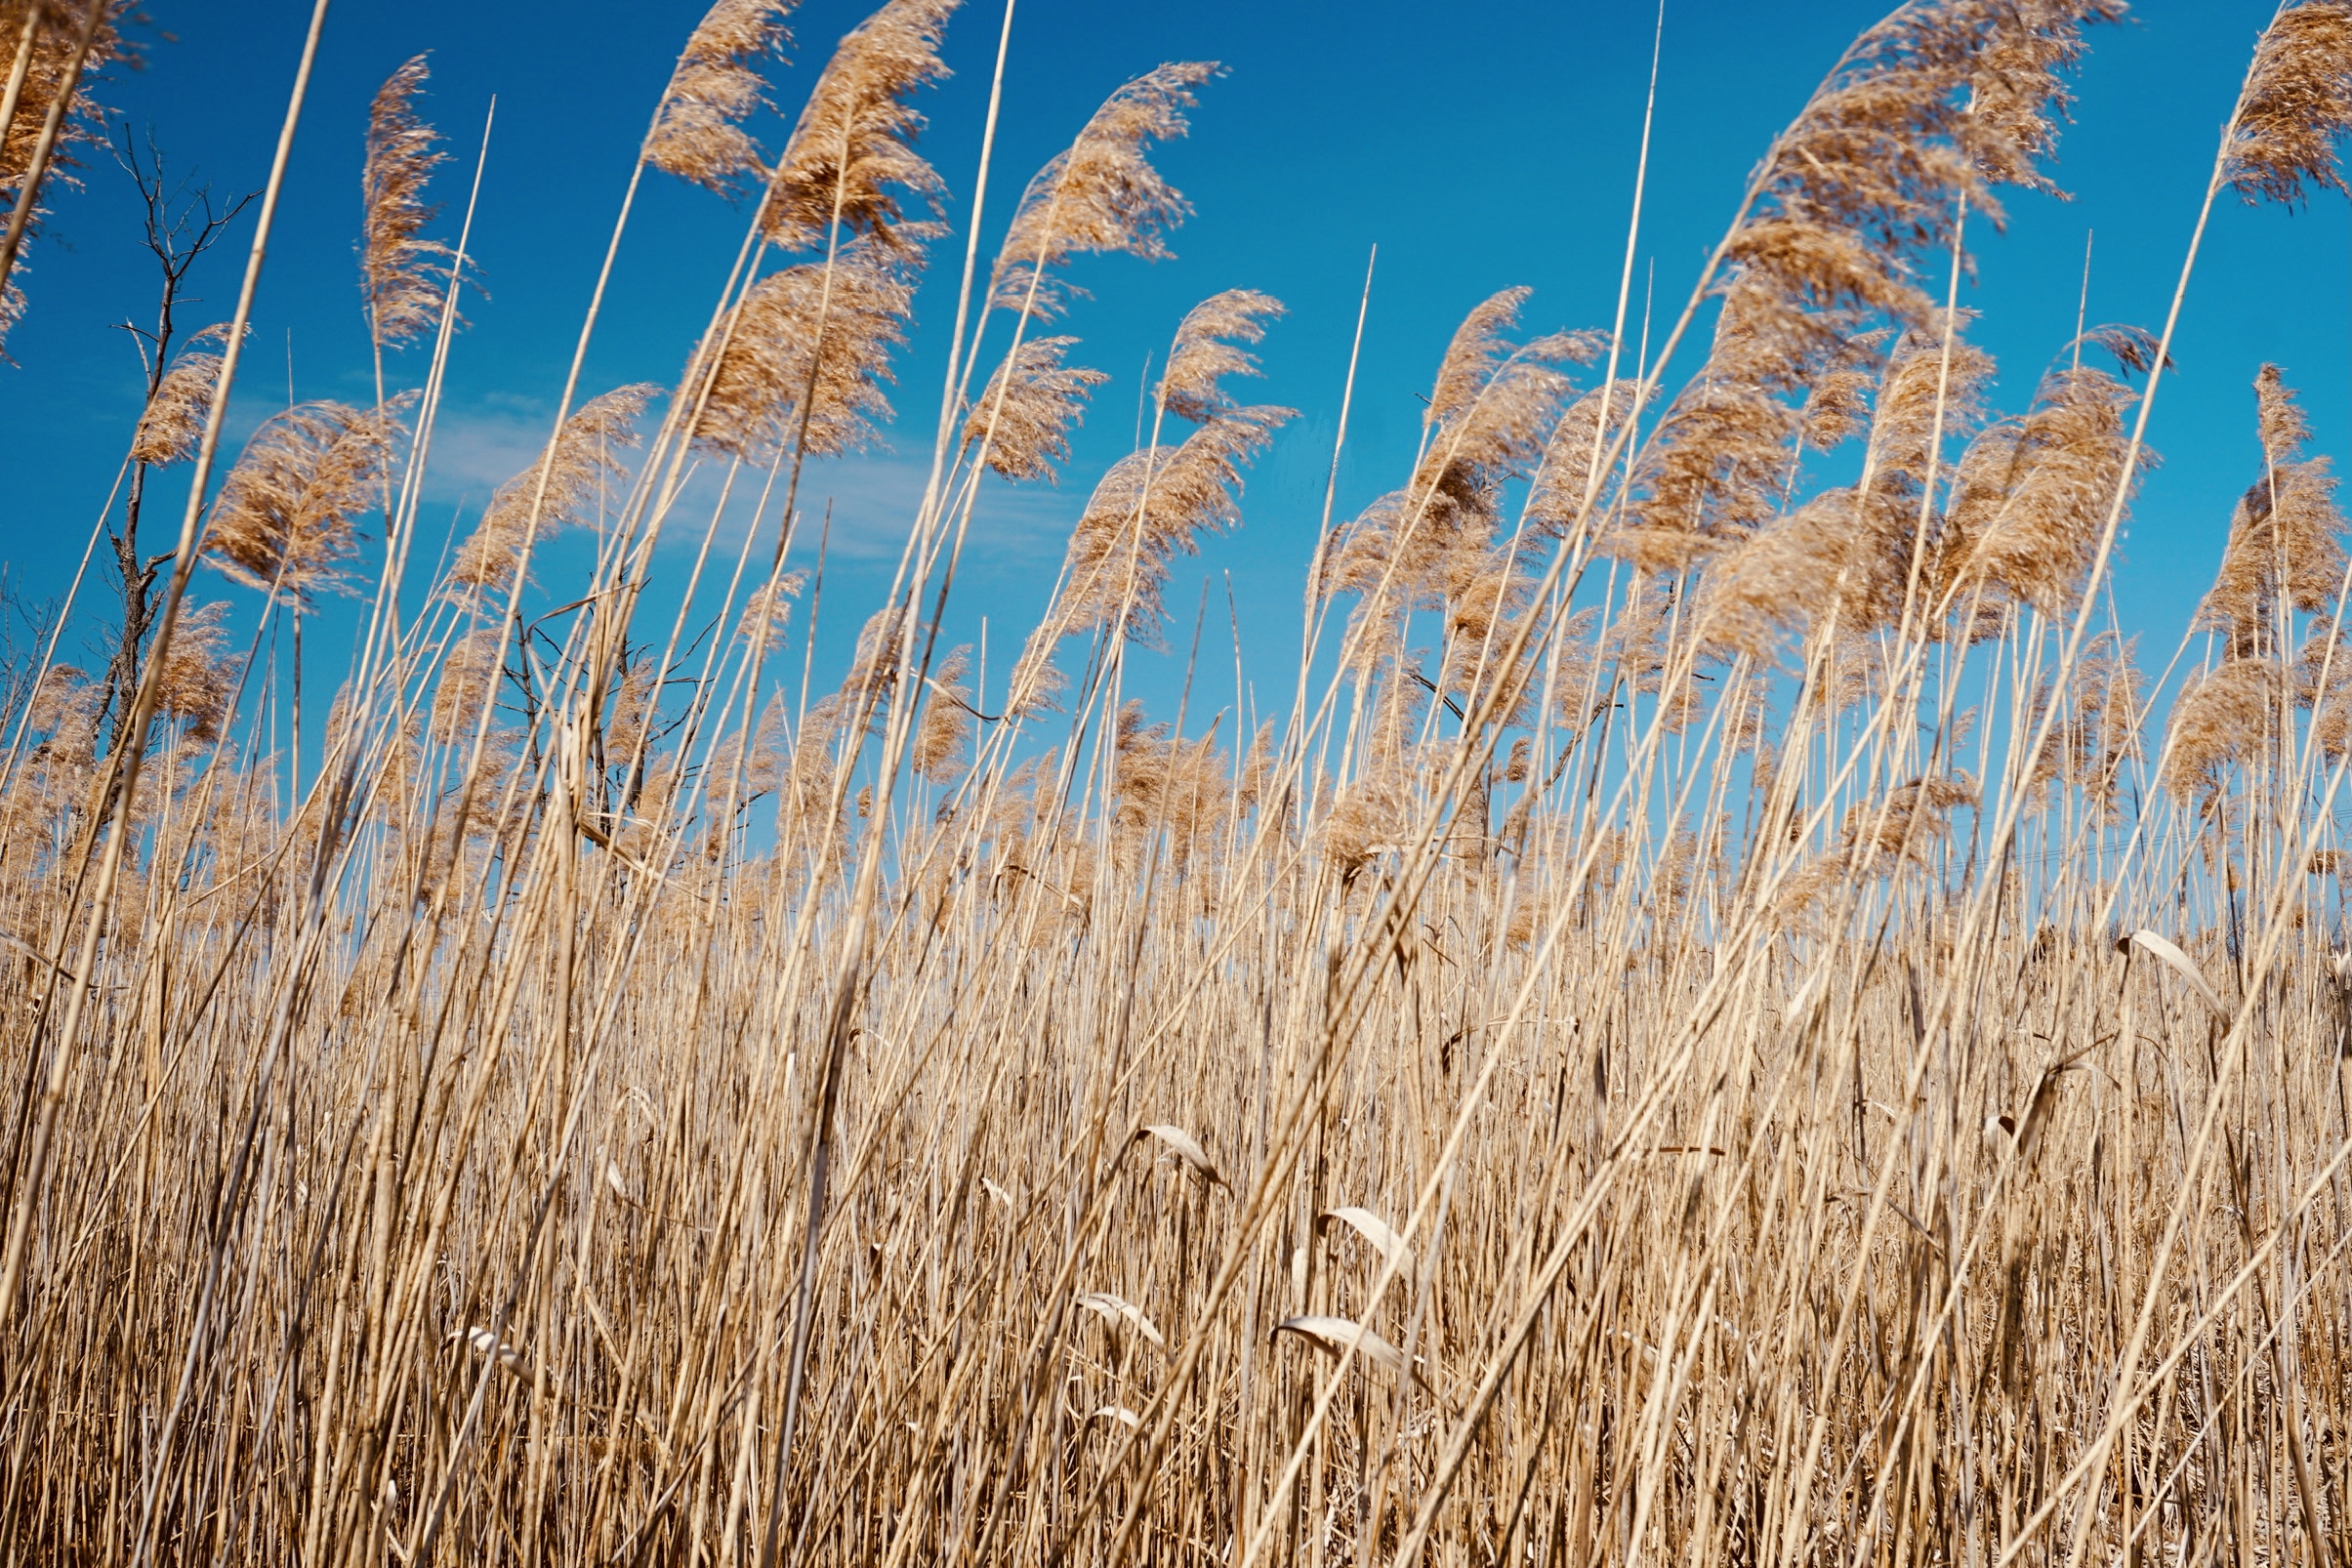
(1089, 1404), (1141, 1429)
(1134, 1123), (1226, 1188)
(1272, 1314), (1413, 1379)
(1074, 1292), (1166, 1350)
(1317, 1206), (1414, 1283)
(446, 1326), (528, 1378)
(2118, 929), (2230, 1019)
(1785, 965), (1831, 1020)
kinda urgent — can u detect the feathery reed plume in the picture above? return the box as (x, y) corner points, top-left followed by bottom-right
(449, 384), (656, 598)
(430, 625), (505, 744)
(1700, 313), (1990, 655)
(21, 662), (99, 768)
(1612, 285), (1834, 572)
(128, 326), (234, 466)
(598, 656), (659, 765)
(359, 56), (453, 351)
(2199, 365), (2346, 653)
(1156, 288), (1283, 424)
(2229, 0), (2352, 206)
(706, 693), (787, 809)
(2162, 656), (2282, 801)
(1934, 354), (2149, 622)
(988, 62), (1217, 317)
(1437, 539), (1538, 715)
(645, 0), (796, 193)
(1055, 412), (1287, 642)
(1787, 769), (1976, 909)
(206, 397), (411, 603)
(738, 567), (810, 641)
(687, 239), (919, 458)
(1004, 623), (1065, 718)
(1320, 766), (1404, 878)
(1041, 291), (1293, 642)
(843, 599), (910, 699)
(911, 643), (971, 782)
(2043, 630), (2142, 817)
(1616, 1), (2119, 569)
(1107, 700), (1232, 869)
(759, 0), (954, 253)
(1524, 377), (1644, 540)
(1768, 0), (2119, 248)
(151, 599), (235, 743)
(964, 335), (1107, 481)
(0, 2), (122, 191)
(0, 0), (128, 345)
(1775, 768), (1974, 922)
(1327, 291), (1601, 650)
(781, 689), (851, 841)
(2299, 628), (2352, 759)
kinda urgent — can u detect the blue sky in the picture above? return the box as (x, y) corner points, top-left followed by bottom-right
(1, 0), (2342, 729)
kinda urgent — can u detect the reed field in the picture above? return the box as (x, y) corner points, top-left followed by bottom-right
(10, 0), (2352, 1561)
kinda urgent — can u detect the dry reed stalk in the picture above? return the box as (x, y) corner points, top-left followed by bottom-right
(18, 3), (2352, 1566)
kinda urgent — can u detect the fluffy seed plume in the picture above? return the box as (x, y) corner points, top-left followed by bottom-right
(2042, 630), (2142, 817)
(1615, 1), (2119, 570)
(2162, 657), (2282, 802)
(129, 327), (235, 466)
(0, 0), (129, 347)
(2229, 1), (2352, 206)
(207, 398), (411, 603)
(1049, 296), (1293, 642)
(1106, 703), (1234, 869)
(1157, 289), (1282, 424)
(430, 625), (505, 744)
(912, 644), (972, 783)
(1525, 377), (1645, 541)
(1766, 0), (2120, 249)
(964, 335), (1107, 482)
(760, 0), (953, 253)
(359, 56), (453, 351)
(1934, 358), (2148, 623)
(1327, 290), (1600, 663)
(1701, 314), (1992, 657)
(449, 385), (657, 598)
(153, 600), (237, 743)
(686, 240), (919, 459)
(1004, 623), (1066, 718)
(989, 62), (1217, 317)
(1055, 415), (1286, 643)
(645, 0), (796, 193)
(2200, 365), (2346, 653)
(737, 567), (810, 642)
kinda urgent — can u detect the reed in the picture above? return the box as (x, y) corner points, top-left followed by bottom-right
(7, 2), (2352, 1564)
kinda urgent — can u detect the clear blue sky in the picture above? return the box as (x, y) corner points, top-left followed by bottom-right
(0, 0), (2339, 724)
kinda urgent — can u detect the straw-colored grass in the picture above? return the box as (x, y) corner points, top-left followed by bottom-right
(6, 1), (2352, 1563)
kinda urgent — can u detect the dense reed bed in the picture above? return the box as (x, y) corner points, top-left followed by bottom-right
(7, 0), (2352, 1562)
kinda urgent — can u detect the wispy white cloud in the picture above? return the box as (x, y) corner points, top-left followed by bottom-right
(413, 395), (1088, 572)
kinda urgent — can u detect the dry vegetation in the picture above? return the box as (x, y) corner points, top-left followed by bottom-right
(7, 0), (2352, 1562)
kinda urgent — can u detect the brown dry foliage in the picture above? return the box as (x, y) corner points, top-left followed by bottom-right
(686, 240), (921, 459)
(359, 56), (452, 350)
(450, 384), (656, 598)
(2229, 0), (2352, 206)
(964, 335), (1107, 482)
(207, 397), (412, 603)
(989, 62), (1217, 318)
(759, 0), (953, 253)
(644, 0), (796, 193)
